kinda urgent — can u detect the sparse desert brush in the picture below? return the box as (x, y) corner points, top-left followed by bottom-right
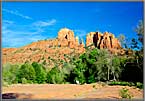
(119, 87), (133, 99)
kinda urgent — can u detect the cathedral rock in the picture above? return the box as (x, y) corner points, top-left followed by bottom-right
(86, 31), (122, 54)
(57, 28), (85, 52)
(58, 28), (78, 48)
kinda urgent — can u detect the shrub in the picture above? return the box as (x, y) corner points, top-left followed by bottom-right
(108, 81), (143, 89)
(21, 78), (27, 84)
(136, 82), (143, 89)
(119, 87), (133, 99)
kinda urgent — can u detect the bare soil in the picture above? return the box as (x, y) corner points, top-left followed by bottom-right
(2, 84), (143, 100)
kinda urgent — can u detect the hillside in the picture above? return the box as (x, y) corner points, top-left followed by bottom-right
(2, 28), (125, 65)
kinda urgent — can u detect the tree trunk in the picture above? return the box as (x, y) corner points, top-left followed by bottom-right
(108, 66), (110, 81)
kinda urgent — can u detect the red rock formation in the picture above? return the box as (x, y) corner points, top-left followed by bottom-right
(58, 28), (76, 48)
(2, 28), (124, 65)
(86, 31), (122, 53)
(2, 28), (86, 64)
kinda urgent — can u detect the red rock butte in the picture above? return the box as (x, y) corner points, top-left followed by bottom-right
(86, 31), (123, 54)
(2, 28), (125, 64)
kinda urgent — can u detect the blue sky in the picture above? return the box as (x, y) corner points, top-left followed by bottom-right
(2, 2), (143, 48)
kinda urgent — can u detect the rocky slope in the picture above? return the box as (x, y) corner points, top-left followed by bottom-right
(2, 28), (125, 65)
(2, 28), (85, 65)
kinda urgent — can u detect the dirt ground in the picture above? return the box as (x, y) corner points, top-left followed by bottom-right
(2, 83), (143, 100)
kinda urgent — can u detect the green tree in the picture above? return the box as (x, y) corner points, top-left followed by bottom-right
(68, 48), (121, 83)
(46, 66), (65, 84)
(2, 63), (20, 85)
(32, 62), (46, 84)
(95, 49), (111, 81)
(17, 63), (36, 83)
(118, 34), (127, 48)
(135, 20), (144, 45)
(111, 55), (122, 81)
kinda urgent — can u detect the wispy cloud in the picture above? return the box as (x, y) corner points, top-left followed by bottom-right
(32, 19), (56, 27)
(2, 19), (57, 47)
(3, 9), (33, 20)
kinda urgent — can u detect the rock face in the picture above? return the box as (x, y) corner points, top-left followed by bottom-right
(57, 28), (80, 48)
(86, 31), (122, 53)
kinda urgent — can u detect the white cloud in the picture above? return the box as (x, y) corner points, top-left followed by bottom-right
(2, 19), (57, 47)
(2, 28), (46, 47)
(3, 9), (33, 20)
(32, 19), (56, 27)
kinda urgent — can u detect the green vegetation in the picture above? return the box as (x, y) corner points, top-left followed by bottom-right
(17, 62), (36, 83)
(2, 20), (143, 94)
(46, 66), (65, 84)
(2, 47), (143, 87)
(119, 88), (133, 99)
(32, 62), (46, 84)
(108, 81), (143, 89)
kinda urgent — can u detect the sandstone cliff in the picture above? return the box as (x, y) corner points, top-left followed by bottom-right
(86, 31), (122, 54)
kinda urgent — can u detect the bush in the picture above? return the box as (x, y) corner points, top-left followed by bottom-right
(136, 82), (143, 89)
(108, 81), (131, 86)
(108, 81), (143, 89)
(22, 78), (27, 84)
(119, 87), (133, 99)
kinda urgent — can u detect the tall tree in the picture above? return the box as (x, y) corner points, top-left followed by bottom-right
(118, 34), (127, 48)
(135, 20), (144, 45)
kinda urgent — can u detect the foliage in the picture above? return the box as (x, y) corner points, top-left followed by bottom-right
(46, 67), (65, 84)
(108, 81), (143, 89)
(109, 81), (132, 86)
(130, 20), (144, 50)
(32, 62), (47, 84)
(121, 50), (143, 83)
(17, 63), (36, 83)
(136, 82), (143, 89)
(2, 20), (144, 85)
(135, 20), (144, 45)
(131, 38), (140, 49)
(119, 87), (133, 99)
(118, 34), (127, 48)
(2, 63), (20, 85)
(68, 48), (123, 84)
(111, 55), (122, 80)
(21, 78), (28, 84)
